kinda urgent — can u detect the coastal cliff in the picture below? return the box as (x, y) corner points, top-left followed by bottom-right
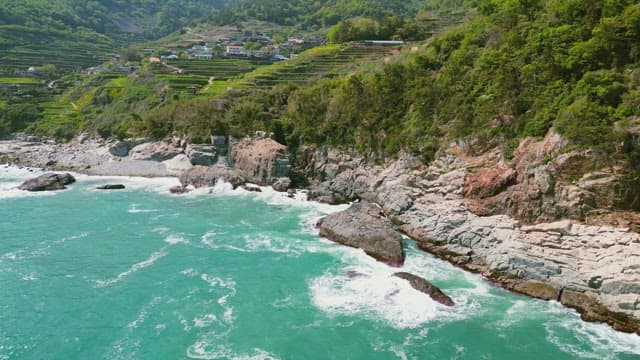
(2, 131), (640, 334)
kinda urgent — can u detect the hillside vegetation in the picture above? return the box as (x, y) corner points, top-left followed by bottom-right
(125, 1), (640, 162)
(4, 0), (640, 175)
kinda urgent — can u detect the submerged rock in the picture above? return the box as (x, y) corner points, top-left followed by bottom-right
(316, 201), (404, 266)
(96, 184), (125, 190)
(394, 272), (454, 307)
(18, 173), (75, 191)
(242, 184), (262, 192)
(170, 185), (191, 194)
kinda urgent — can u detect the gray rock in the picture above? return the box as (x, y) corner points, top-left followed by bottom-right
(163, 154), (193, 175)
(317, 201), (404, 266)
(187, 144), (217, 166)
(109, 138), (146, 157)
(18, 173), (75, 191)
(130, 141), (183, 161)
(109, 141), (130, 157)
(273, 177), (291, 192)
(179, 165), (246, 189)
(96, 184), (125, 190)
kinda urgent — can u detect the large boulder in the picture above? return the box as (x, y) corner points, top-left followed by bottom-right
(109, 138), (146, 157)
(187, 144), (217, 166)
(129, 141), (183, 161)
(229, 138), (291, 185)
(18, 173), (75, 191)
(394, 272), (454, 306)
(179, 165), (246, 189)
(163, 154), (194, 175)
(272, 177), (291, 192)
(316, 201), (404, 266)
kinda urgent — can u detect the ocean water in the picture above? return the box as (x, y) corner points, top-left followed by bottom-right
(1, 166), (640, 360)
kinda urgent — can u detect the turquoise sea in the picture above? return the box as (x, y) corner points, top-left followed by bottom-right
(1, 165), (640, 360)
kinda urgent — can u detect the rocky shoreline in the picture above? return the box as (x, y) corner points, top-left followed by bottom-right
(2, 131), (640, 335)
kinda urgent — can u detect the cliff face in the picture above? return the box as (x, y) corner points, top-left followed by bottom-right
(229, 138), (291, 186)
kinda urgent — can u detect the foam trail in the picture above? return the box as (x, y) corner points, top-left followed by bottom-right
(95, 249), (168, 288)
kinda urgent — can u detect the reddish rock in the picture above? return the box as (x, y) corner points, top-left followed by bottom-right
(229, 138), (290, 186)
(170, 185), (191, 194)
(463, 165), (516, 198)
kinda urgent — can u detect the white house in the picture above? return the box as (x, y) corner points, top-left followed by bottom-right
(194, 53), (212, 60)
(225, 45), (246, 56)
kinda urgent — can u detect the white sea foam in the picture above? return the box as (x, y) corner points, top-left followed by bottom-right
(187, 343), (280, 360)
(193, 314), (218, 328)
(309, 267), (441, 329)
(309, 238), (492, 329)
(127, 203), (159, 214)
(21, 273), (38, 281)
(95, 249), (168, 288)
(544, 302), (640, 359)
(76, 173), (180, 195)
(152, 226), (171, 234)
(0, 165), (59, 199)
(127, 296), (162, 329)
(164, 234), (190, 245)
(0, 165), (181, 199)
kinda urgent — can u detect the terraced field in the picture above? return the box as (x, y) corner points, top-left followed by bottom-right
(149, 58), (273, 92)
(199, 44), (397, 95)
(0, 25), (114, 76)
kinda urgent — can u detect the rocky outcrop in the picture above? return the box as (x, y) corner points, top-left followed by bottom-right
(96, 184), (125, 190)
(307, 143), (640, 334)
(187, 144), (217, 166)
(317, 201), (404, 266)
(462, 129), (640, 226)
(129, 141), (183, 161)
(18, 173), (75, 191)
(394, 272), (454, 306)
(109, 138), (146, 157)
(272, 177), (291, 192)
(179, 165), (246, 189)
(229, 138), (291, 186)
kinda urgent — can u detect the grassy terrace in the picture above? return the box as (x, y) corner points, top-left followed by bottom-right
(199, 44), (395, 95)
(0, 25), (114, 76)
(0, 77), (43, 85)
(151, 58), (273, 93)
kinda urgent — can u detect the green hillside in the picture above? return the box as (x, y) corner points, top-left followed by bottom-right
(0, 0), (233, 76)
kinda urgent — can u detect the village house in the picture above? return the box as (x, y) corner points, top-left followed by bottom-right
(287, 38), (305, 46)
(225, 45), (246, 57)
(15, 67), (40, 77)
(116, 65), (140, 73)
(86, 65), (105, 75)
(194, 53), (213, 60)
